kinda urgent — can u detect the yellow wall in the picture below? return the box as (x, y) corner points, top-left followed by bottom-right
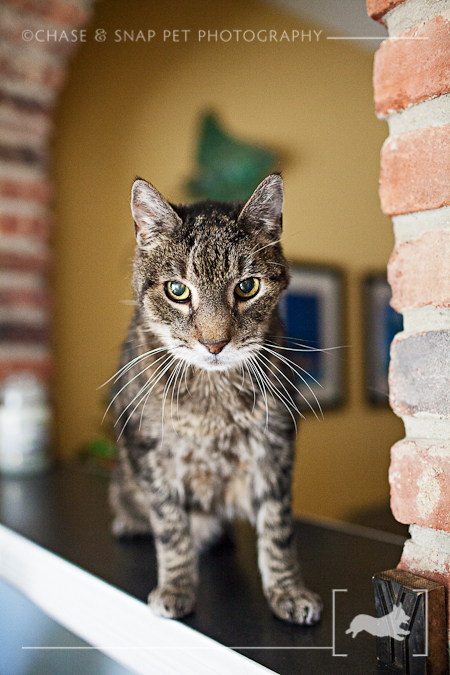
(51, 0), (404, 521)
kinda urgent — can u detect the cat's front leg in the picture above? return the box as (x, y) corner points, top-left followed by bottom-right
(147, 494), (198, 619)
(255, 497), (322, 625)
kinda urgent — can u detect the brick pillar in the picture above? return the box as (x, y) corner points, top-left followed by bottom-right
(368, 0), (450, 634)
(0, 0), (93, 381)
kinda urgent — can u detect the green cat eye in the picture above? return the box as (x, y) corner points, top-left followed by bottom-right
(235, 277), (260, 299)
(165, 281), (191, 302)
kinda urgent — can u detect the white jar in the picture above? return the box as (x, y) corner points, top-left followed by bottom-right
(0, 373), (51, 475)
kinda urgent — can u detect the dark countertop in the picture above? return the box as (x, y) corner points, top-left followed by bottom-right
(0, 466), (406, 675)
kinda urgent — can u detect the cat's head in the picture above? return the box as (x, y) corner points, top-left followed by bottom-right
(393, 603), (410, 624)
(130, 174), (289, 372)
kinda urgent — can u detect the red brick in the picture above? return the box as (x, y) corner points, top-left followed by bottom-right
(398, 545), (450, 615)
(0, 102), (51, 135)
(0, 179), (51, 203)
(0, 91), (51, 118)
(7, 0), (90, 29)
(0, 214), (50, 238)
(0, 53), (65, 90)
(0, 324), (49, 343)
(0, 143), (46, 167)
(0, 112), (50, 135)
(380, 125), (450, 217)
(0, 358), (51, 381)
(366, 0), (405, 25)
(0, 127), (50, 151)
(0, 251), (49, 272)
(0, 289), (49, 309)
(390, 332), (450, 418)
(390, 440), (450, 532)
(367, 0), (406, 24)
(1, 22), (79, 60)
(388, 231), (450, 311)
(374, 16), (450, 117)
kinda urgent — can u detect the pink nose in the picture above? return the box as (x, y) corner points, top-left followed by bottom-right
(200, 339), (230, 355)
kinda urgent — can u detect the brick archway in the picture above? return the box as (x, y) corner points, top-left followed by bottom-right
(0, 0), (94, 380)
(368, 0), (450, 637)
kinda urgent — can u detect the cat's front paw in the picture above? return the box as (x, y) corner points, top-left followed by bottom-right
(148, 585), (196, 619)
(111, 516), (151, 539)
(267, 586), (322, 625)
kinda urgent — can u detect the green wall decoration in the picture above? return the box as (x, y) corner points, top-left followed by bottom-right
(187, 112), (278, 202)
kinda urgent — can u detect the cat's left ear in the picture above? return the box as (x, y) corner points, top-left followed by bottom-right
(237, 174), (283, 237)
(131, 178), (182, 248)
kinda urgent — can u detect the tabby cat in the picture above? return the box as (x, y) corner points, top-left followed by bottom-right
(109, 174), (322, 624)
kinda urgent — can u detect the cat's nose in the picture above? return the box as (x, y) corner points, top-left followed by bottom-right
(200, 339), (230, 355)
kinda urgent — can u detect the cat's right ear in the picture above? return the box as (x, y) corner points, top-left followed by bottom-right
(131, 178), (182, 248)
(237, 174), (283, 238)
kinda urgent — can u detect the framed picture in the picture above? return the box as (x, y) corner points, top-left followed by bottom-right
(278, 265), (345, 412)
(363, 274), (403, 406)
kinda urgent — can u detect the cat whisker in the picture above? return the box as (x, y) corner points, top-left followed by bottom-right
(266, 333), (316, 345)
(253, 352), (304, 418)
(99, 346), (168, 389)
(251, 229), (301, 256)
(177, 361), (189, 421)
(246, 358), (269, 432)
(265, 337), (342, 353)
(262, 344), (323, 389)
(260, 346), (323, 419)
(115, 355), (175, 433)
(249, 357), (293, 430)
(117, 356), (177, 440)
(140, 327), (168, 334)
(263, 346), (324, 416)
(103, 351), (169, 423)
(111, 346), (169, 382)
(184, 364), (192, 397)
(251, 355), (301, 430)
(255, 351), (311, 421)
(113, 354), (173, 424)
(269, 343), (345, 354)
(159, 359), (182, 442)
(149, 357), (179, 434)
(123, 339), (158, 351)
(244, 362), (257, 413)
(170, 359), (185, 436)
(251, 238), (282, 255)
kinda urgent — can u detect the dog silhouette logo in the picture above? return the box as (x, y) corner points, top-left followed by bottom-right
(346, 602), (411, 640)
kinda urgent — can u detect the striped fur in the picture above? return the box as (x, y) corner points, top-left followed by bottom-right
(109, 175), (322, 624)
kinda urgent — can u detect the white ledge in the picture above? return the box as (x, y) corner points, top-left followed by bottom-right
(0, 525), (275, 675)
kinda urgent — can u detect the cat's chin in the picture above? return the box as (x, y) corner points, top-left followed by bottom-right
(174, 346), (245, 373)
(179, 355), (238, 373)
(198, 361), (235, 372)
